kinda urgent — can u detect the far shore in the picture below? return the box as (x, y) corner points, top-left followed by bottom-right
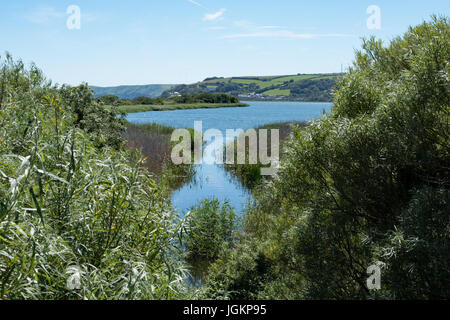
(106, 102), (249, 114)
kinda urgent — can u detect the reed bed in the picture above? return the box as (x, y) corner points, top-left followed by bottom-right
(223, 121), (309, 189)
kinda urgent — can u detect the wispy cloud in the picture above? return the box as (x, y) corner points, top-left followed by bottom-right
(26, 6), (64, 24)
(222, 30), (354, 39)
(187, 0), (206, 9)
(233, 20), (252, 28)
(203, 8), (226, 21)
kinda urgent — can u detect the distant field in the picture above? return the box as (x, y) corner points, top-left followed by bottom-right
(173, 73), (342, 102)
(262, 89), (291, 96)
(107, 102), (249, 113)
(214, 74), (338, 90)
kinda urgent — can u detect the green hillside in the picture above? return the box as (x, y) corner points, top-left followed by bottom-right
(91, 84), (176, 99)
(161, 73), (343, 102)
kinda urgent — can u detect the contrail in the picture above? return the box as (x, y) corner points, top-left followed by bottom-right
(187, 0), (206, 9)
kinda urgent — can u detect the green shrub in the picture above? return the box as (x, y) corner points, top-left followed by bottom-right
(182, 199), (238, 277)
(203, 16), (450, 300)
(0, 53), (192, 299)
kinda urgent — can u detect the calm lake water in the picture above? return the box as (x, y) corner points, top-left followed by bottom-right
(126, 101), (333, 215)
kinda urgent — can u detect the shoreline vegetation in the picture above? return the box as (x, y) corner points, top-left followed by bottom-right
(123, 121), (196, 190)
(107, 102), (249, 114)
(223, 121), (309, 190)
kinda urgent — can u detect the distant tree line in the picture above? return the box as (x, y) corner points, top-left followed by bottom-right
(288, 78), (337, 101)
(96, 94), (164, 106)
(171, 92), (239, 104)
(96, 92), (239, 106)
(203, 76), (224, 81)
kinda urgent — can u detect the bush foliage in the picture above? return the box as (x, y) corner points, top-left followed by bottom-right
(203, 16), (450, 300)
(183, 199), (238, 264)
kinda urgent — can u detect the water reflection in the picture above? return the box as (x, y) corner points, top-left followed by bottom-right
(172, 163), (252, 217)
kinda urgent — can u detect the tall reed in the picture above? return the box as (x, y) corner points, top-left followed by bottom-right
(0, 54), (194, 299)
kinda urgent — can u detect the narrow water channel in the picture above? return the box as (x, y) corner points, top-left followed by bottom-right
(126, 101), (333, 216)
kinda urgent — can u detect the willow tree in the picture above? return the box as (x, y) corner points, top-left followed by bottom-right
(203, 16), (449, 300)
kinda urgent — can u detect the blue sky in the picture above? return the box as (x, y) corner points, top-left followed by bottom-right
(0, 0), (448, 86)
